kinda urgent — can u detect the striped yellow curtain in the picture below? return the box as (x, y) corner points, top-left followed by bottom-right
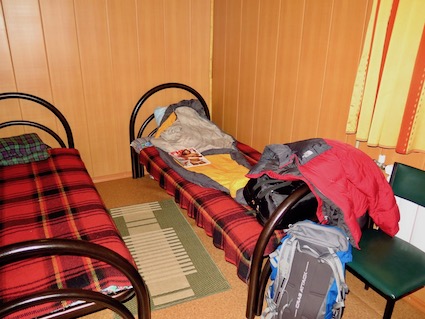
(346, 0), (425, 154)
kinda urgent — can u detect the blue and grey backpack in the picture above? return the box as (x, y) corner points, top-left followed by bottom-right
(262, 220), (352, 319)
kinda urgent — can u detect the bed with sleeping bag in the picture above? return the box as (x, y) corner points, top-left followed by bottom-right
(129, 83), (295, 284)
(129, 83), (402, 319)
(129, 83), (323, 319)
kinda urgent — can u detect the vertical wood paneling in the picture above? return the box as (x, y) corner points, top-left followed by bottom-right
(221, 0), (242, 137)
(291, 0), (333, 141)
(2, 0), (422, 178)
(0, 2), (22, 138)
(138, 0), (165, 92)
(251, 0), (281, 151)
(213, 0), (425, 171)
(211, 0), (227, 126)
(163, 0), (191, 104)
(0, 3), (16, 93)
(2, 0), (50, 94)
(190, 0), (211, 102)
(136, 0), (169, 128)
(107, 0), (140, 174)
(318, 0), (369, 141)
(269, 1), (305, 145)
(235, 0), (259, 145)
(135, 0), (211, 122)
(73, 0), (118, 177)
(39, 0), (92, 169)
(1, 0), (211, 180)
(377, 145), (425, 170)
(2, 0), (57, 146)
(162, 0), (208, 106)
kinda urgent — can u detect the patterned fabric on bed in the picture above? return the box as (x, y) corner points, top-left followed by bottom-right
(0, 133), (50, 166)
(0, 148), (133, 319)
(139, 141), (285, 282)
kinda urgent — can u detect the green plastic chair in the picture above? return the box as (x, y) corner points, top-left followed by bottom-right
(347, 162), (425, 319)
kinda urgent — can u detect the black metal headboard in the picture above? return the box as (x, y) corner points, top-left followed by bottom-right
(129, 82), (210, 178)
(0, 92), (74, 148)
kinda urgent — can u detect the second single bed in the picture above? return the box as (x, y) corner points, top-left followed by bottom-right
(129, 83), (302, 283)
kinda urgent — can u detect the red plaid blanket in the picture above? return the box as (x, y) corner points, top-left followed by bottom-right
(139, 141), (285, 282)
(0, 148), (134, 319)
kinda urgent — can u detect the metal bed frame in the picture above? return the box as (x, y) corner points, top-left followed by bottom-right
(0, 92), (151, 319)
(128, 83), (314, 319)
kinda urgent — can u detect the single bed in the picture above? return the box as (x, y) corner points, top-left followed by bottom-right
(129, 83), (287, 281)
(129, 83), (402, 319)
(0, 93), (150, 319)
(129, 83), (316, 319)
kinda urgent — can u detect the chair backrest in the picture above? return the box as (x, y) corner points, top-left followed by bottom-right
(389, 162), (425, 207)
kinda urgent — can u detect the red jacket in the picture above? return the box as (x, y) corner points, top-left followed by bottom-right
(247, 139), (400, 248)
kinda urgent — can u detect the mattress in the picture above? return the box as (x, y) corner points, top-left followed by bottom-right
(138, 141), (285, 282)
(0, 148), (133, 318)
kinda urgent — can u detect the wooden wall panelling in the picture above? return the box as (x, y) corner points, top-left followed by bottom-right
(212, 0), (377, 153)
(0, 2), (16, 94)
(234, 0), (260, 146)
(1, 0), (212, 178)
(2, 0), (57, 147)
(136, 0), (170, 135)
(135, 0), (210, 177)
(0, 2), (23, 139)
(388, 152), (425, 171)
(189, 0), (211, 107)
(163, 0), (191, 103)
(269, 0), (305, 146)
(107, 0), (141, 179)
(39, 0), (92, 171)
(73, 0), (119, 177)
(138, 0), (166, 100)
(250, 0), (281, 151)
(318, 0), (370, 141)
(136, 0), (211, 132)
(358, 140), (383, 164)
(362, 141), (425, 171)
(220, 0), (243, 138)
(162, 0), (210, 105)
(290, 0), (333, 142)
(162, 0), (211, 105)
(211, 0), (227, 128)
(353, 137), (425, 170)
(355, 139), (425, 170)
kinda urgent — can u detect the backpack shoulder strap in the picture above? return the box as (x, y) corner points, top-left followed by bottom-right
(320, 249), (349, 319)
(263, 236), (298, 318)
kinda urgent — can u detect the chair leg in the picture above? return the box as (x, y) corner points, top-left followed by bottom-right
(383, 299), (395, 319)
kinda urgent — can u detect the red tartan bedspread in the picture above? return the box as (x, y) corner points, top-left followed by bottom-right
(139, 141), (285, 283)
(0, 148), (134, 319)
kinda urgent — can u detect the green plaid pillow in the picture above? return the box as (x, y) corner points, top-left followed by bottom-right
(0, 133), (50, 166)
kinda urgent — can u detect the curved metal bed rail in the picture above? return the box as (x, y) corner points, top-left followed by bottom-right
(0, 92), (74, 148)
(246, 184), (312, 319)
(0, 239), (151, 319)
(129, 82), (210, 178)
(0, 290), (135, 319)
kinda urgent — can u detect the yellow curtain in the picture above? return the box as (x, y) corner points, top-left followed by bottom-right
(346, 0), (425, 154)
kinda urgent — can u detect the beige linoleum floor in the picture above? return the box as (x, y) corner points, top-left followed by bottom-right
(82, 176), (425, 319)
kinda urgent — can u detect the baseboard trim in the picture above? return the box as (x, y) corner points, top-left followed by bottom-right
(92, 172), (132, 184)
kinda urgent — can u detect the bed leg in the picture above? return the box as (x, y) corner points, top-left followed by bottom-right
(131, 149), (144, 178)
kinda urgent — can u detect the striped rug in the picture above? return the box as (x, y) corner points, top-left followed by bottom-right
(110, 199), (230, 311)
